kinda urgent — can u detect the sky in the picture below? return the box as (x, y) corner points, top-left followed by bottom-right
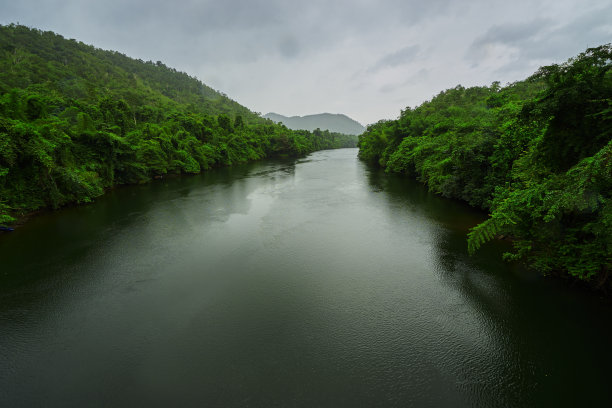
(1, 0), (611, 125)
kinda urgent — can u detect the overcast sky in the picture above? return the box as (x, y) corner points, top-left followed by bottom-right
(1, 0), (611, 125)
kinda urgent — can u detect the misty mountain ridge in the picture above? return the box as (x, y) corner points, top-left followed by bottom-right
(264, 112), (366, 135)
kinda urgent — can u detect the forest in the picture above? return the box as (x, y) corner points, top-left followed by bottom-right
(1, 24), (610, 291)
(358, 44), (611, 290)
(0, 24), (356, 224)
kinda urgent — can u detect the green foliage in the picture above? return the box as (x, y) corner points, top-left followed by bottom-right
(0, 24), (357, 225)
(523, 44), (612, 172)
(358, 44), (612, 289)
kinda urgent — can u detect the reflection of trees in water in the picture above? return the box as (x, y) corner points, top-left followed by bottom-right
(364, 163), (486, 227)
(366, 161), (612, 406)
(362, 160), (612, 407)
(363, 161), (523, 326)
(0, 158), (298, 293)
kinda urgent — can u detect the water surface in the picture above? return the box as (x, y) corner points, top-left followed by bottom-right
(1, 148), (611, 407)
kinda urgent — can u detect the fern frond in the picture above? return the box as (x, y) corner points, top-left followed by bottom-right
(467, 213), (514, 255)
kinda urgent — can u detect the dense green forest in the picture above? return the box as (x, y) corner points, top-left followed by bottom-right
(0, 24), (356, 224)
(359, 45), (611, 290)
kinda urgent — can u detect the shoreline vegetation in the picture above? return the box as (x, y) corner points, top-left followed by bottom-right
(1, 24), (610, 295)
(358, 44), (611, 292)
(0, 24), (356, 226)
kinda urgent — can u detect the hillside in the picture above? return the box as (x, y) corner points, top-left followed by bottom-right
(358, 45), (612, 290)
(263, 112), (366, 135)
(0, 24), (357, 224)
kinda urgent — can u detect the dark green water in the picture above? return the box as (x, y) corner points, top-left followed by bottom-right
(1, 148), (611, 407)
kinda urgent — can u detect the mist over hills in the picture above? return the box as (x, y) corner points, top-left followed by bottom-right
(263, 112), (366, 135)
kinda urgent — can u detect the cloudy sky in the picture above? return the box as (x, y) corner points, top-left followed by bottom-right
(1, 0), (611, 125)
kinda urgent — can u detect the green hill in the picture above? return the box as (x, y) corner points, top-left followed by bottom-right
(0, 24), (357, 223)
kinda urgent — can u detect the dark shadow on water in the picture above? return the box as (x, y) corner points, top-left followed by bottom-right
(363, 165), (488, 229)
(362, 162), (612, 407)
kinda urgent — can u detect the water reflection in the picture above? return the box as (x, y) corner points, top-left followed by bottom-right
(362, 161), (612, 407)
(0, 157), (298, 360)
(1, 149), (612, 407)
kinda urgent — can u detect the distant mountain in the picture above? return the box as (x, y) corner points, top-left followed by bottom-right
(263, 112), (366, 135)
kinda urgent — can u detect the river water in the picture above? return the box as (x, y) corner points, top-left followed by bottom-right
(1, 148), (611, 407)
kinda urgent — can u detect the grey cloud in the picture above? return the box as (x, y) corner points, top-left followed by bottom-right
(1, 0), (611, 125)
(471, 19), (550, 48)
(522, 4), (612, 60)
(1, 0), (459, 65)
(466, 18), (550, 67)
(379, 83), (396, 94)
(379, 68), (429, 93)
(278, 35), (301, 59)
(469, 3), (612, 75)
(371, 45), (420, 72)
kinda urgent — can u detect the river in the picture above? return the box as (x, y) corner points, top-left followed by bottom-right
(1, 148), (611, 407)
